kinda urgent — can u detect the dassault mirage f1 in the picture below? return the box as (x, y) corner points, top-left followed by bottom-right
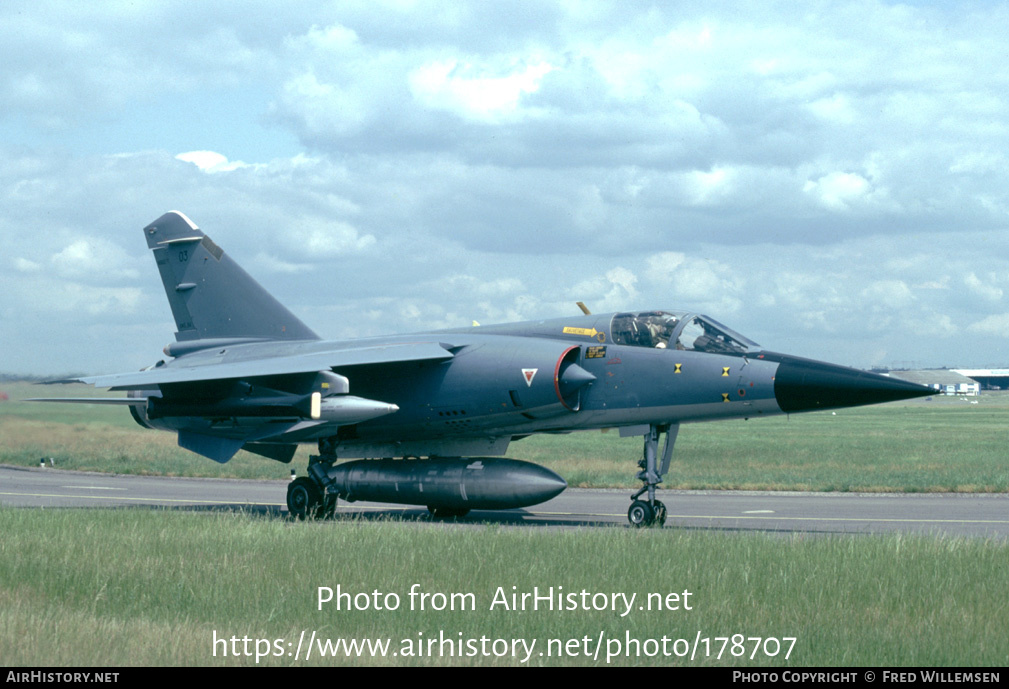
(36, 211), (934, 526)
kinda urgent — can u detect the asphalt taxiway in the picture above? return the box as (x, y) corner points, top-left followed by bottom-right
(2, 464), (1007, 538)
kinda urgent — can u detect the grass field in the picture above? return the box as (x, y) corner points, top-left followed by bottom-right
(3, 381), (1008, 492)
(4, 381), (1008, 667)
(2, 508), (1007, 667)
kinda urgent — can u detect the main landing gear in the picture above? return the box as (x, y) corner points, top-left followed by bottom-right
(286, 440), (338, 520)
(627, 423), (679, 528)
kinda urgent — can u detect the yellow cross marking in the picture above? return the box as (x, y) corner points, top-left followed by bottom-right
(674, 363), (682, 373)
(722, 367), (730, 377)
(722, 393), (730, 402)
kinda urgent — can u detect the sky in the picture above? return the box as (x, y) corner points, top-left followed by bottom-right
(3, 0), (1009, 375)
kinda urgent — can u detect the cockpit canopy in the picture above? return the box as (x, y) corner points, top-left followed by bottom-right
(610, 311), (758, 355)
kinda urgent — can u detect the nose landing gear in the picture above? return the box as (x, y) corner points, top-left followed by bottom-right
(627, 423), (678, 527)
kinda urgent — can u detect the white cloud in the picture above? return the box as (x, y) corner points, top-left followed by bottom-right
(570, 267), (639, 313)
(294, 23), (359, 52)
(50, 238), (139, 282)
(860, 280), (915, 310)
(277, 71), (371, 138)
(967, 313), (1009, 336)
(409, 58), (555, 122)
(440, 275), (525, 298)
(950, 152), (1006, 175)
(682, 166), (735, 206)
(27, 281), (142, 317)
(964, 273), (1003, 303)
(908, 312), (957, 338)
(807, 94), (856, 124)
(275, 218), (376, 259)
(803, 172), (871, 210)
(176, 150), (254, 173)
(644, 252), (743, 315)
(14, 257), (40, 273)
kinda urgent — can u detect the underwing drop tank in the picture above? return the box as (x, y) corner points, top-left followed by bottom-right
(309, 457), (567, 516)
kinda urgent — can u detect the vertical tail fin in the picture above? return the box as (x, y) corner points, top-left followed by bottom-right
(144, 211), (320, 342)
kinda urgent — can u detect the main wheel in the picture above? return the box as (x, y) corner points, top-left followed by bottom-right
(287, 477), (323, 520)
(627, 500), (655, 527)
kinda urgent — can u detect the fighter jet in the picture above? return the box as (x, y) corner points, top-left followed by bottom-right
(34, 211), (934, 526)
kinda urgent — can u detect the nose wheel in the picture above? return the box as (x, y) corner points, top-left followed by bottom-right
(627, 424), (677, 527)
(628, 499), (667, 527)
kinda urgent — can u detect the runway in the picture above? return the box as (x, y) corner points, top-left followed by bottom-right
(2, 464), (1008, 538)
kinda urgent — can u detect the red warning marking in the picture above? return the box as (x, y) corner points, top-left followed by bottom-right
(522, 368), (538, 387)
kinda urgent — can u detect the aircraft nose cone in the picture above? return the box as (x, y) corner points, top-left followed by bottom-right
(774, 357), (934, 413)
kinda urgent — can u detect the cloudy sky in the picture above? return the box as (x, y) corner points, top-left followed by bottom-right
(4, 0), (1009, 375)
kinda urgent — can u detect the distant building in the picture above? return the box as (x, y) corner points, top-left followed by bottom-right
(886, 370), (980, 396)
(950, 369), (1009, 391)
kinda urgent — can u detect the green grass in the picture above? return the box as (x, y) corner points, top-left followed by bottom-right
(1, 508), (1007, 666)
(4, 381), (1005, 492)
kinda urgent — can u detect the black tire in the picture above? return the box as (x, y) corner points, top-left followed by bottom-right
(627, 499), (654, 527)
(287, 477), (323, 520)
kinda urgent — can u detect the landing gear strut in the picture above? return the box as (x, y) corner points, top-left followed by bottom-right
(627, 423), (678, 527)
(286, 439), (339, 520)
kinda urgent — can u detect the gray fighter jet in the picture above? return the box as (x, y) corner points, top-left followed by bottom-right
(35, 211), (933, 526)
